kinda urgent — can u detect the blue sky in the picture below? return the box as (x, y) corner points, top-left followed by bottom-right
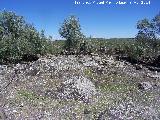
(0, 0), (160, 39)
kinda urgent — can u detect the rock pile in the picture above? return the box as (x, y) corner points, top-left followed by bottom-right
(0, 54), (160, 119)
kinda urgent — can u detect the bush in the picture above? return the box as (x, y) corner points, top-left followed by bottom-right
(0, 11), (51, 64)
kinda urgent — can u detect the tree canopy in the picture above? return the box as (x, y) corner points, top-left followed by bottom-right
(59, 15), (85, 53)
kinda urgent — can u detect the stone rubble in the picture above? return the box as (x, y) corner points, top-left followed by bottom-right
(0, 54), (160, 119)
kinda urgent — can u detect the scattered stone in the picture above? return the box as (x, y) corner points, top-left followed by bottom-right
(147, 66), (160, 72)
(84, 109), (91, 114)
(138, 82), (152, 90)
(0, 108), (7, 120)
(134, 64), (143, 70)
(80, 56), (99, 67)
(147, 72), (160, 79)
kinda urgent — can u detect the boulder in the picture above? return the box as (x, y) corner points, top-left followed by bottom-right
(57, 75), (96, 103)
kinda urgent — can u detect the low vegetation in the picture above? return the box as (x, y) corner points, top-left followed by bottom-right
(0, 10), (160, 67)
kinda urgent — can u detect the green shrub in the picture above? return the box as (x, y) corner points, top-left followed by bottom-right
(0, 11), (52, 64)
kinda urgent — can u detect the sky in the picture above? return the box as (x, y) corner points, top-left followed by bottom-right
(0, 0), (160, 39)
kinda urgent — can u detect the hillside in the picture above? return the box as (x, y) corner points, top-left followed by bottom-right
(1, 54), (160, 119)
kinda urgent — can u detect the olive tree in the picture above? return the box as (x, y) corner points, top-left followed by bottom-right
(0, 11), (48, 63)
(136, 12), (160, 47)
(135, 12), (160, 62)
(153, 12), (160, 37)
(59, 15), (84, 54)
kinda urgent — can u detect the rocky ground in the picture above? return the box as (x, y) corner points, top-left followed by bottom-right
(0, 54), (160, 120)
